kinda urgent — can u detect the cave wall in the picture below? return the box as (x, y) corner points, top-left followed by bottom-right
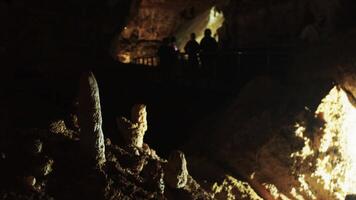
(114, 0), (214, 60)
(120, 0), (213, 41)
(218, 0), (356, 49)
(216, 0), (349, 48)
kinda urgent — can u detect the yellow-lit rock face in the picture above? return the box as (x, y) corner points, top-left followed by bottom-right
(175, 6), (224, 50)
(187, 81), (356, 200)
(254, 86), (356, 200)
(212, 175), (263, 200)
(313, 86), (356, 198)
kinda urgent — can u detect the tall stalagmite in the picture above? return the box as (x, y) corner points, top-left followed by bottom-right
(78, 71), (106, 167)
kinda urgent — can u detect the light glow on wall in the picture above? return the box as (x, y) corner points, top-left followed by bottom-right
(195, 6), (224, 42)
(176, 6), (224, 51)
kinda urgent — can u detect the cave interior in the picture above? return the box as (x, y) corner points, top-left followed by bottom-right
(3, 0), (356, 199)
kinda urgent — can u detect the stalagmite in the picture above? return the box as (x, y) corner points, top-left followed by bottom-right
(117, 104), (147, 148)
(164, 150), (189, 189)
(23, 176), (36, 189)
(78, 71), (106, 167)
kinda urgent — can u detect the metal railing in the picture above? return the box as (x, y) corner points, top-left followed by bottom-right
(130, 49), (291, 91)
(132, 50), (289, 66)
(132, 56), (159, 67)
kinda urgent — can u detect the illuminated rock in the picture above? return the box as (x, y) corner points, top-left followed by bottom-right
(131, 104), (148, 132)
(49, 120), (77, 139)
(251, 86), (356, 200)
(117, 104), (147, 148)
(78, 71), (106, 167)
(24, 176), (36, 188)
(49, 120), (67, 134)
(212, 175), (262, 200)
(185, 74), (356, 199)
(36, 157), (54, 177)
(164, 150), (188, 189)
(241, 86), (355, 200)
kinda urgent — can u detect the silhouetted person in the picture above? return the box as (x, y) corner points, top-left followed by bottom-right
(169, 36), (180, 78)
(200, 29), (218, 53)
(158, 37), (177, 79)
(169, 36), (179, 63)
(158, 37), (171, 67)
(217, 21), (232, 50)
(184, 33), (200, 75)
(200, 29), (218, 81)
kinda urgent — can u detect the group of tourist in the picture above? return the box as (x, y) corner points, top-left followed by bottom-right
(157, 28), (219, 79)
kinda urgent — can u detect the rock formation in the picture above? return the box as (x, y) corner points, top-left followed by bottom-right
(212, 175), (262, 200)
(117, 104), (148, 149)
(183, 30), (356, 200)
(78, 71), (106, 167)
(164, 150), (189, 189)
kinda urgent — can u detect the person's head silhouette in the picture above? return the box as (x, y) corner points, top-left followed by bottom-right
(171, 36), (177, 44)
(204, 29), (212, 37)
(162, 37), (169, 45)
(190, 33), (196, 40)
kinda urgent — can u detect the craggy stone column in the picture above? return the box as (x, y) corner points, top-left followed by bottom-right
(117, 104), (147, 148)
